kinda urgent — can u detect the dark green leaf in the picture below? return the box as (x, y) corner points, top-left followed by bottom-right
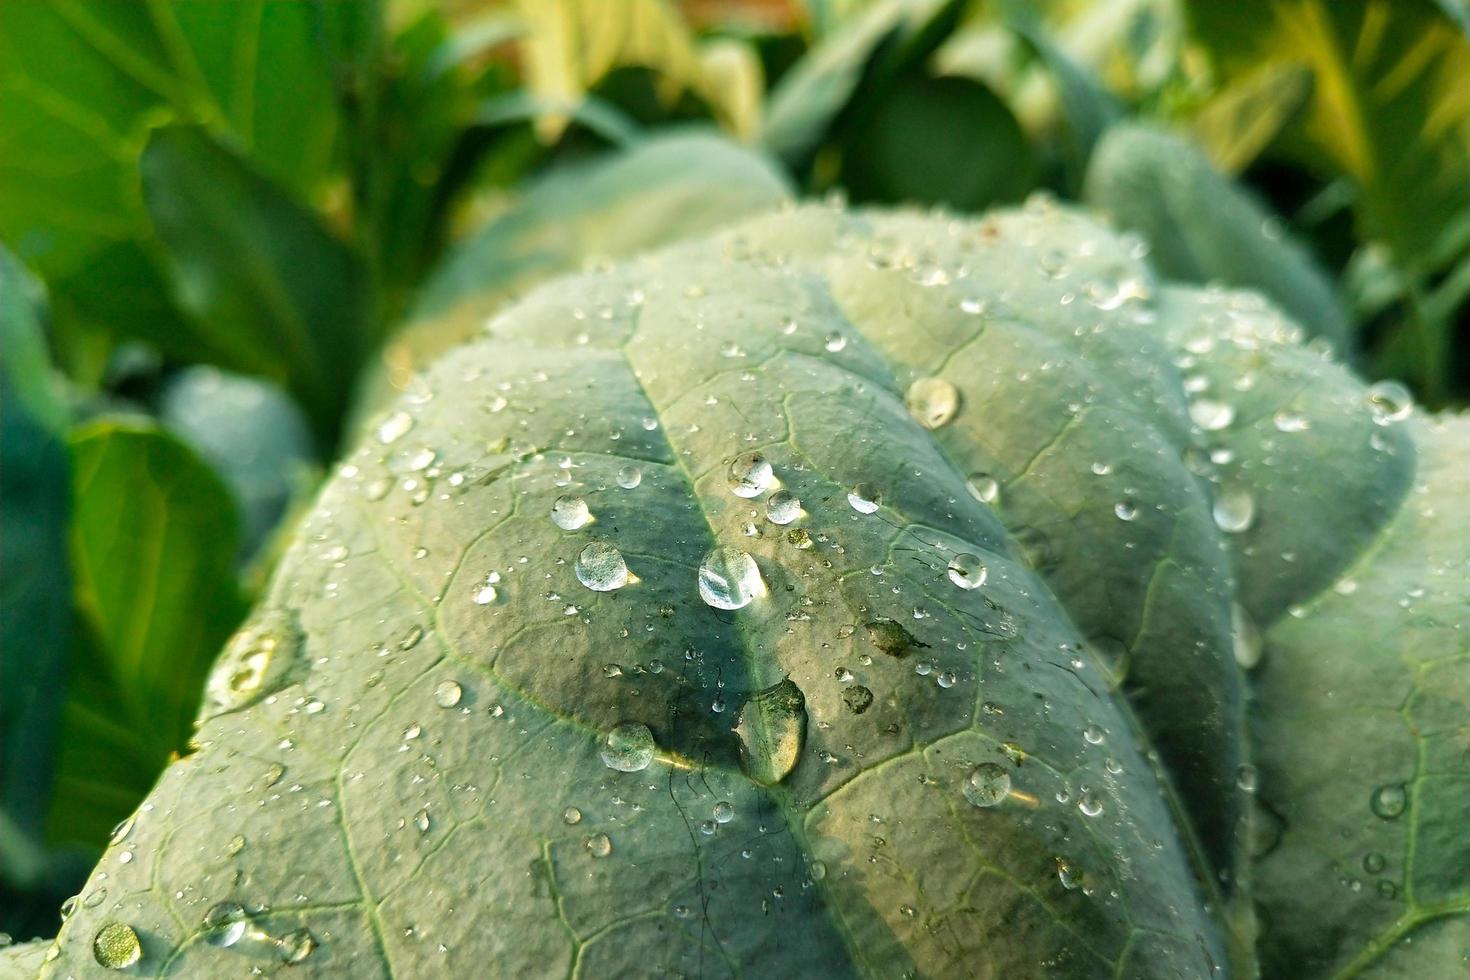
(0, 245), (69, 843)
(839, 73), (1035, 210)
(760, 0), (955, 167)
(0, 0), (364, 369)
(1085, 123), (1351, 347)
(45, 421), (245, 850)
(141, 126), (372, 450)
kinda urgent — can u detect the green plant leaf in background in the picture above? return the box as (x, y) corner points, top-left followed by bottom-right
(760, 0), (955, 168)
(373, 128), (792, 406)
(1184, 0), (1470, 400)
(1188, 60), (1313, 175)
(1085, 123), (1352, 348)
(838, 72), (1035, 209)
(0, 246), (72, 934)
(141, 126), (373, 451)
(46, 422), (246, 850)
(0, 0), (362, 381)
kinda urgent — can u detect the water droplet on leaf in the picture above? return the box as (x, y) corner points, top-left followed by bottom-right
(698, 548), (763, 610)
(946, 553), (987, 590)
(962, 763), (1011, 807)
(433, 680), (463, 708)
(906, 377), (960, 430)
(600, 722), (656, 772)
(93, 922), (141, 970)
(551, 495), (591, 530)
(847, 483), (882, 514)
(734, 678), (807, 786)
(576, 542), (630, 592)
(766, 490), (801, 525)
(727, 452), (774, 498)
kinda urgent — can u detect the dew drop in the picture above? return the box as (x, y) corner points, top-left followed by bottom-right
(1213, 485), (1256, 534)
(1367, 381), (1412, 425)
(277, 928), (316, 964)
(1083, 725), (1104, 745)
(616, 465), (642, 489)
(962, 763), (1010, 808)
(576, 542), (630, 592)
(966, 474), (999, 505)
(93, 922), (141, 970)
(847, 483), (882, 514)
(1189, 399), (1235, 431)
(713, 801), (735, 824)
(1370, 783), (1407, 819)
(734, 678), (807, 786)
(766, 490), (801, 525)
(551, 495), (591, 530)
(1078, 792), (1104, 817)
(905, 377), (960, 430)
(600, 722), (656, 772)
(109, 815), (135, 846)
(433, 680), (463, 708)
(202, 902), (247, 949)
(824, 332), (847, 352)
(1273, 410), (1310, 433)
(376, 410), (414, 444)
(727, 452), (774, 498)
(1114, 500), (1138, 521)
(585, 833), (612, 858)
(946, 553), (988, 590)
(562, 806), (582, 825)
(1231, 603), (1263, 670)
(698, 548), (764, 610)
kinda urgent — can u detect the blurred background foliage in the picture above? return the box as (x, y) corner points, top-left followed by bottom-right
(1, 0), (1466, 942)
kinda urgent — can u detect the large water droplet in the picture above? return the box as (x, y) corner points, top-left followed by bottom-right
(616, 465), (642, 489)
(946, 553), (988, 590)
(433, 680), (463, 708)
(906, 377), (960, 430)
(698, 548), (763, 610)
(1231, 603), (1263, 669)
(847, 483), (882, 514)
(734, 678), (807, 785)
(551, 495), (591, 530)
(1370, 783), (1407, 819)
(600, 722), (656, 772)
(93, 922), (141, 970)
(1366, 381), (1412, 425)
(766, 490), (801, 525)
(203, 902), (248, 948)
(1189, 399), (1235, 431)
(277, 929), (316, 964)
(376, 410), (414, 445)
(967, 473), (1000, 505)
(727, 452), (774, 498)
(585, 833), (613, 858)
(1213, 485), (1256, 533)
(576, 542), (630, 592)
(962, 763), (1011, 807)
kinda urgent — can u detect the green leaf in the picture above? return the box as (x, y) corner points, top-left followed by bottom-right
(1009, 22), (1124, 181)
(141, 125), (373, 451)
(0, 245), (70, 842)
(37, 202), (1467, 976)
(0, 0), (364, 370)
(377, 128), (791, 403)
(838, 72), (1035, 209)
(1084, 123), (1352, 347)
(1189, 60), (1313, 174)
(1184, 0), (1470, 279)
(760, 0), (956, 167)
(46, 421), (246, 849)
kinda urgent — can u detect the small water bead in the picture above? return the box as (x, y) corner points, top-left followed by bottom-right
(433, 680), (463, 708)
(1370, 783), (1407, 819)
(414, 808), (431, 833)
(376, 410), (414, 444)
(1189, 399), (1236, 431)
(562, 807), (582, 825)
(551, 495), (591, 530)
(699, 819), (718, 835)
(713, 801), (735, 824)
(766, 490), (801, 525)
(1082, 725), (1105, 745)
(1056, 858), (1083, 891)
(1078, 792), (1104, 817)
(905, 377), (960, 430)
(278, 929), (316, 964)
(1114, 500), (1138, 521)
(1273, 410), (1310, 433)
(966, 474), (1000, 505)
(600, 721), (656, 772)
(946, 553), (988, 590)
(576, 542), (630, 592)
(728, 452), (774, 498)
(473, 572), (501, 605)
(585, 833), (613, 858)
(303, 697), (325, 714)
(616, 465), (642, 489)
(1213, 485), (1256, 533)
(1362, 852), (1386, 874)
(1366, 380), (1412, 424)
(109, 814), (135, 845)
(1236, 764), (1259, 793)
(698, 548), (764, 610)
(962, 763), (1011, 807)
(203, 902), (247, 948)
(847, 483), (882, 514)
(824, 332), (847, 352)
(936, 671), (957, 689)
(93, 922), (142, 970)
